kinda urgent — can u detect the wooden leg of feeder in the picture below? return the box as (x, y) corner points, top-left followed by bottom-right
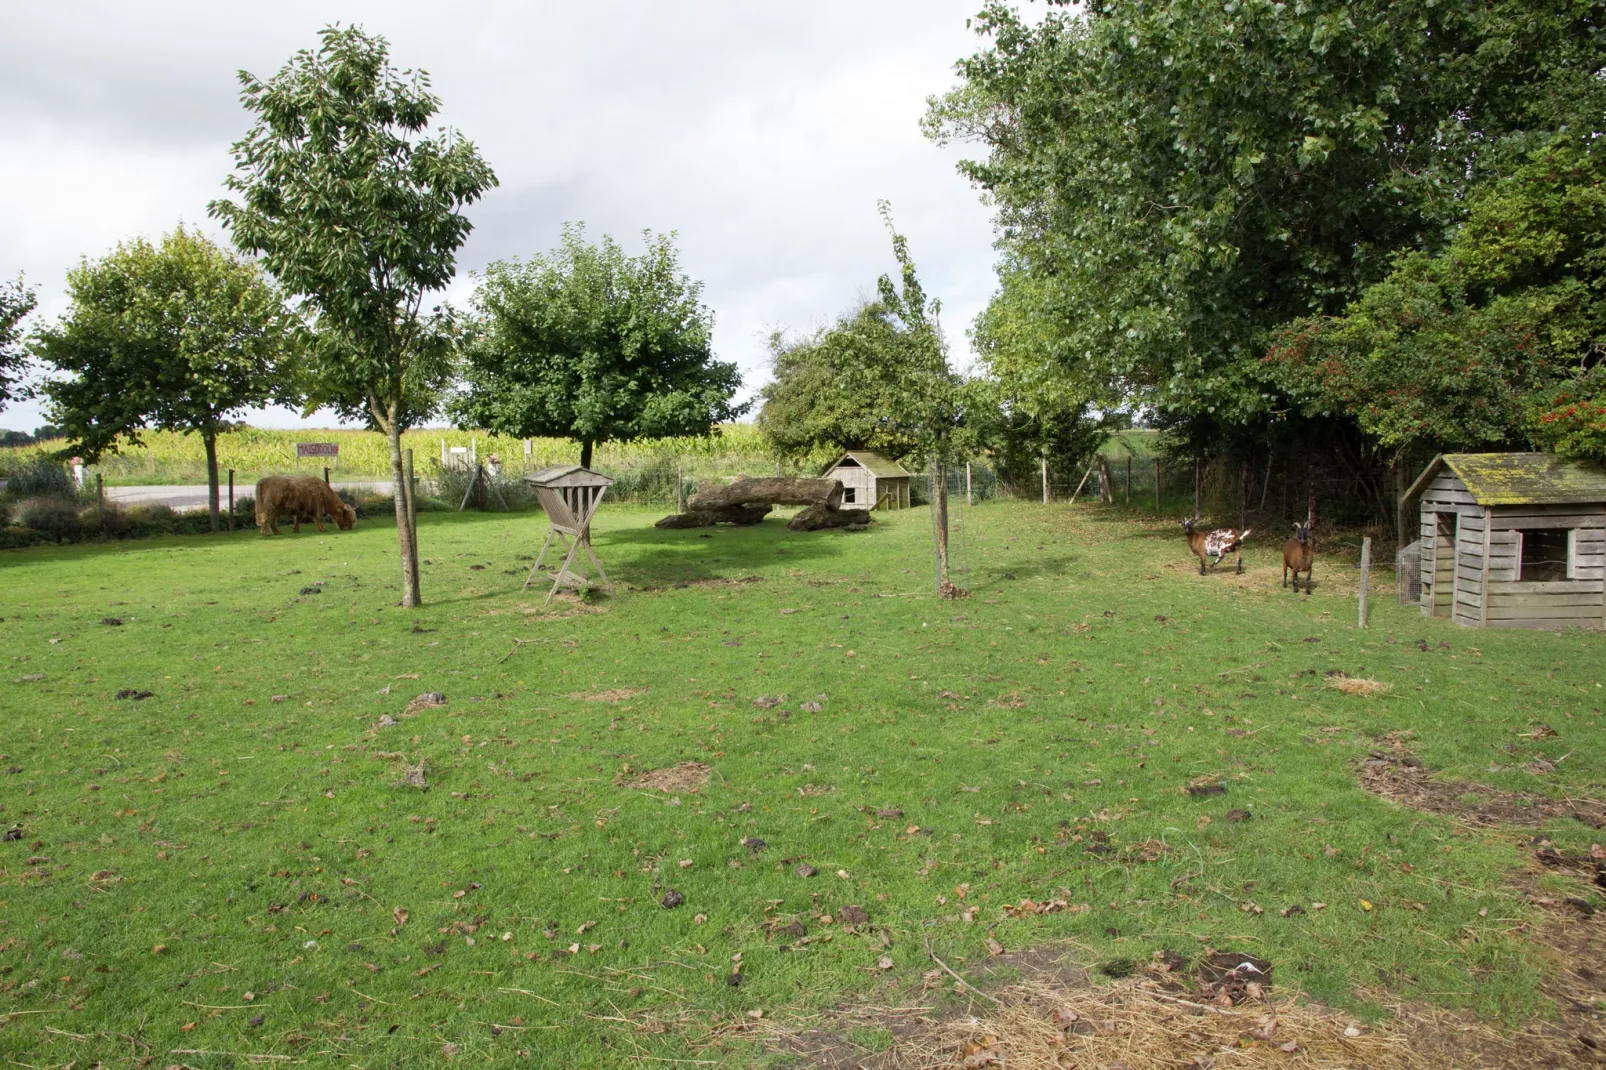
(524, 530), (557, 591)
(545, 534), (585, 607)
(581, 539), (613, 594)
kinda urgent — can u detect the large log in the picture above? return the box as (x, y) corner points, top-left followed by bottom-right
(687, 476), (843, 511)
(654, 504), (772, 529)
(788, 504), (873, 531)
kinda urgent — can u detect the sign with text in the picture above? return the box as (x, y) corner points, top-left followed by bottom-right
(296, 442), (339, 459)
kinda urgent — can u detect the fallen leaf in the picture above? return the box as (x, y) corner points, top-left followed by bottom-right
(985, 936), (1004, 956)
(1359, 899), (1374, 912)
(877, 955), (894, 970)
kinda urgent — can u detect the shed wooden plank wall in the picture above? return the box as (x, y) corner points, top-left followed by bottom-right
(1419, 473), (1481, 620)
(1483, 505), (1606, 628)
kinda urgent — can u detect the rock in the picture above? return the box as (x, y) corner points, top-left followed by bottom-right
(660, 889), (685, 909)
(689, 476), (843, 510)
(788, 503), (873, 532)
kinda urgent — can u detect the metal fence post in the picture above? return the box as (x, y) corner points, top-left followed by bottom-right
(1154, 459), (1160, 512)
(966, 462), (972, 507)
(677, 466), (685, 512)
(1042, 457), (1049, 504)
(228, 469), (235, 532)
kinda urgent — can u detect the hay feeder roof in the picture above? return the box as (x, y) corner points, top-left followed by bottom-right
(523, 464), (614, 489)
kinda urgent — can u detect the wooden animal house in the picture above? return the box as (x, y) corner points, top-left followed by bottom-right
(1405, 452), (1606, 630)
(822, 451), (911, 510)
(522, 464), (615, 605)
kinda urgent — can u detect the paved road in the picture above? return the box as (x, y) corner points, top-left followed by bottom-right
(102, 480), (395, 512)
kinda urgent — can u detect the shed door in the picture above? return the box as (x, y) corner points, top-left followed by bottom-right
(1425, 512), (1456, 616)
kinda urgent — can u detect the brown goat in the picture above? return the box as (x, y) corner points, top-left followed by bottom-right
(1182, 518), (1251, 575)
(1282, 522), (1313, 593)
(255, 476), (356, 536)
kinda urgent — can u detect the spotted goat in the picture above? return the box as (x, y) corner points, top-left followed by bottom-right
(1182, 519), (1251, 575)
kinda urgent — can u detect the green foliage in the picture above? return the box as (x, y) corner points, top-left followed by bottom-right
(13, 494), (81, 542)
(455, 225), (744, 469)
(33, 227), (295, 528)
(1270, 133), (1606, 457)
(927, 0), (1606, 436)
(0, 275), (37, 411)
(1, 454), (74, 499)
(759, 204), (963, 463)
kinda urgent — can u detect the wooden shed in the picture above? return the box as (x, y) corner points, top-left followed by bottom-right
(1406, 453), (1606, 630)
(822, 451), (912, 510)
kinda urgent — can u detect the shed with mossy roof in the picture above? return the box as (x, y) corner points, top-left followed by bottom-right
(1404, 453), (1606, 629)
(822, 451), (912, 510)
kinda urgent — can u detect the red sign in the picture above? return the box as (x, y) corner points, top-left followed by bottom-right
(296, 442), (339, 458)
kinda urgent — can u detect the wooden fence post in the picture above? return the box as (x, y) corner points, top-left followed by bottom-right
(1125, 456), (1131, 504)
(1193, 457), (1201, 518)
(1042, 457), (1049, 504)
(323, 466), (330, 486)
(677, 466), (685, 512)
(1358, 536), (1372, 628)
(1154, 459), (1161, 512)
(966, 462), (972, 507)
(227, 469), (234, 532)
(96, 474), (105, 537)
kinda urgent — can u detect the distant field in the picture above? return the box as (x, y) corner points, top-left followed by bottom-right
(0, 424), (814, 487)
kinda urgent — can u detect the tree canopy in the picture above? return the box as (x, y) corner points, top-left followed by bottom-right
(33, 227), (295, 529)
(0, 276), (37, 413)
(927, 0), (1606, 462)
(210, 24), (497, 605)
(454, 224), (744, 469)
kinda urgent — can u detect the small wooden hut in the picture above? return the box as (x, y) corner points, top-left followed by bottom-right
(1405, 453), (1606, 630)
(822, 451), (911, 510)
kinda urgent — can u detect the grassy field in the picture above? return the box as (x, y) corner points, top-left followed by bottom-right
(1, 502), (1602, 1066)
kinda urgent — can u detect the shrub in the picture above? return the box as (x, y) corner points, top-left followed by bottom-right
(14, 495), (82, 542)
(4, 456), (74, 499)
(0, 499), (9, 528)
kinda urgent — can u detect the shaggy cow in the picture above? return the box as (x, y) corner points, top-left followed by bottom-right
(255, 476), (356, 536)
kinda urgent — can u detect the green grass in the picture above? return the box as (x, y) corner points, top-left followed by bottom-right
(1, 503), (1602, 1066)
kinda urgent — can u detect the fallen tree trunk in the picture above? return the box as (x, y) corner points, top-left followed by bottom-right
(788, 504), (873, 531)
(654, 504), (772, 529)
(687, 476), (843, 511)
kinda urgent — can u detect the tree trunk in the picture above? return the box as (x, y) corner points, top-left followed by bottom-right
(580, 439), (594, 469)
(387, 415), (422, 607)
(203, 426), (221, 533)
(932, 456), (955, 595)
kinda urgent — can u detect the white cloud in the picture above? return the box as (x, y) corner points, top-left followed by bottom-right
(0, 0), (999, 433)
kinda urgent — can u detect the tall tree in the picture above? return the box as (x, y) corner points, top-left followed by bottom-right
(0, 276), (37, 412)
(454, 225), (744, 468)
(927, 0), (1606, 444)
(210, 24), (496, 607)
(34, 228), (294, 529)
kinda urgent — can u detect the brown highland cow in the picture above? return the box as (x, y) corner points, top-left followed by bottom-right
(255, 476), (357, 536)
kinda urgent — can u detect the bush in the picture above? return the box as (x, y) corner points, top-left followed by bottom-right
(0, 499), (9, 528)
(127, 502), (176, 525)
(78, 503), (134, 537)
(4, 456), (75, 499)
(14, 495), (82, 542)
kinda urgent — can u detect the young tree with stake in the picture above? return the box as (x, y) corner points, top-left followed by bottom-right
(210, 25), (497, 607)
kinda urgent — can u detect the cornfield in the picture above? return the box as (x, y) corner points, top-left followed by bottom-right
(0, 425), (838, 504)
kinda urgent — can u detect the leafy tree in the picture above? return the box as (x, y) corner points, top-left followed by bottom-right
(1271, 132), (1606, 461)
(210, 24), (497, 607)
(760, 204), (960, 465)
(927, 0), (1606, 442)
(0, 276), (37, 412)
(454, 225), (744, 468)
(34, 227), (295, 530)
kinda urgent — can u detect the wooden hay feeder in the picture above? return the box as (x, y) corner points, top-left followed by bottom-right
(523, 464), (615, 605)
(1405, 452), (1606, 630)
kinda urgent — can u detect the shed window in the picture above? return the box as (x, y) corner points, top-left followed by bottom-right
(842, 487), (856, 504)
(1519, 529), (1574, 582)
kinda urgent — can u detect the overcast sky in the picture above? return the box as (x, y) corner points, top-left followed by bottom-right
(0, 1), (1005, 433)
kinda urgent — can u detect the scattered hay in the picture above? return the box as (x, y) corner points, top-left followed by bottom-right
(627, 762), (710, 794)
(401, 692), (447, 716)
(570, 688), (646, 703)
(1326, 675), (1391, 697)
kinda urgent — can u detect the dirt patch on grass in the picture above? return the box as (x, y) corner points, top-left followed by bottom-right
(1327, 675), (1391, 697)
(625, 761), (710, 794)
(753, 943), (1605, 1069)
(635, 576), (768, 592)
(569, 687), (646, 703)
(1356, 746), (1606, 829)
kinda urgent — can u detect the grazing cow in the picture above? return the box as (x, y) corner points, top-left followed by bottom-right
(255, 476), (356, 536)
(1282, 522), (1313, 593)
(1182, 519), (1252, 575)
